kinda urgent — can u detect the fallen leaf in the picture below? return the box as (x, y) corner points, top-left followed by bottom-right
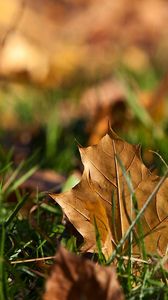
(21, 169), (65, 193)
(43, 247), (124, 300)
(50, 129), (168, 258)
(139, 72), (168, 123)
(80, 79), (127, 144)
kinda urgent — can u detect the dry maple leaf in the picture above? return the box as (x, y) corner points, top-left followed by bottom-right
(43, 247), (124, 300)
(50, 130), (168, 258)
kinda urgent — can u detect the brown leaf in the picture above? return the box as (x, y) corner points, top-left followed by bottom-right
(79, 79), (127, 144)
(43, 247), (124, 300)
(21, 169), (65, 193)
(50, 130), (168, 258)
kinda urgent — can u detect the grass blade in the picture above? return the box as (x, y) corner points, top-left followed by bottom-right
(93, 217), (106, 264)
(6, 165), (37, 196)
(106, 168), (168, 265)
(0, 225), (7, 300)
(5, 193), (29, 228)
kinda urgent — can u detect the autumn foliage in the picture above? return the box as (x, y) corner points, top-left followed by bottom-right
(51, 130), (168, 258)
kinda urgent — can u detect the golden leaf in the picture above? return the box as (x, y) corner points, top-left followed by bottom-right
(50, 130), (168, 258)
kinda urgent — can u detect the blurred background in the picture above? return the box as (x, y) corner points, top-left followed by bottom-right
(0, 0), (168, 176)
